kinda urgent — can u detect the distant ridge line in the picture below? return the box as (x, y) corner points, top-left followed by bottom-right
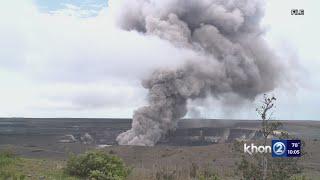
(0, 117), (319, 122)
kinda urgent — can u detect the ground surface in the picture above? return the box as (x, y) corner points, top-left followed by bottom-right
(1, 140), (319, 179)
(0, 119), (320, 179)
(105, 140), (320, 179)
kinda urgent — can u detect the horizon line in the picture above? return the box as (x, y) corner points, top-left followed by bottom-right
(0, 117), (319, 121)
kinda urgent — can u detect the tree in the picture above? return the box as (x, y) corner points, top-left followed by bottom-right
(255, 94), (279, 180)
(233, 94), (305, 180)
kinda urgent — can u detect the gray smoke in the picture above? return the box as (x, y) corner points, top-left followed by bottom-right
(116, 0), (284, 146)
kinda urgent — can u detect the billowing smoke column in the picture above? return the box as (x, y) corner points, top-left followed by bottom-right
(116, 0), (284, 146)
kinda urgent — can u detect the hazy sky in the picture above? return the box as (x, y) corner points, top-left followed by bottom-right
(0, 0), (319, 120)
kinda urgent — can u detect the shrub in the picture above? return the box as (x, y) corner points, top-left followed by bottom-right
(65, 151), (130, 180)
(197, 164), (220, 180)
(0, 149), (27, 180)
(0, 172), (26, 180)
(290, 174), (309, 180)
(0, 149), (16, 167)
(155, 167), (176, 180)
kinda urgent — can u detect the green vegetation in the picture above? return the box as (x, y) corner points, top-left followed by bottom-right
(0, 149), (131, 180)
(147, 162), (220, 180)
(0, 149), (16, 167)
(0, 149), (76, 180)
(233, 141), (304, 180)
(196, 169), (220, 180)
(289, 174), (310, 180)
(65, 151), (131, 180)
(189, 163), (219, 180)
(0, 148), (218, 180)
(233, 94), (307, 180)
(0, 149), (26, 180)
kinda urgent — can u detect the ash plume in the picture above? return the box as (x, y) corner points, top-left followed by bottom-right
(116, 0), (285, 146)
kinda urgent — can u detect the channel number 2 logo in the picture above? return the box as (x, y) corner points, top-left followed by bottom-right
(273, 142), (286, 156)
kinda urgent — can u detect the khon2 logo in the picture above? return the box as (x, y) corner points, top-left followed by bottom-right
(243, 139), (301, 158)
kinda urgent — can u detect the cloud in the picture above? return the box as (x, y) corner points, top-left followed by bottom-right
(0, 0), (199, 117)
(0, 0), (319, 120)
(2, 1), (196, 81)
